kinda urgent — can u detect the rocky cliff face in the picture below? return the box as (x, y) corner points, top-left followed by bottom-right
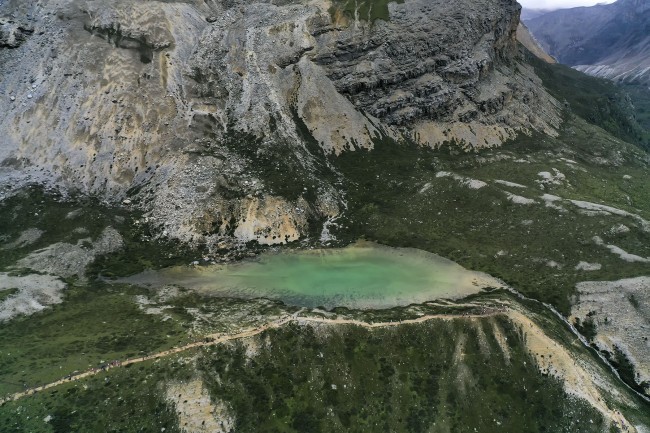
(525, 0), (650, 85)
(0, 0), (561, 248)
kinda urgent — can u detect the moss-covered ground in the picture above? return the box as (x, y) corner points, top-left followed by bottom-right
(330, 115), (650, 315)
(0, 357), (184, 433)
(0, 283), (189, 396)
(1, 286), (649, 431)
(196, 315), (615, 433)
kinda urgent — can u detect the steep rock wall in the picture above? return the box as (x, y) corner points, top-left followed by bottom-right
(0, 0), (561, 247)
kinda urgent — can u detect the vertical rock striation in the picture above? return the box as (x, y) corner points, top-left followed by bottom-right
(0, 0), (561, 247)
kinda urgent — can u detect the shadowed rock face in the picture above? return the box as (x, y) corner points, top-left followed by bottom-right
(0, 0), (560, 247)
(525, 0), (650, 85)
(0, 18), (33, 48)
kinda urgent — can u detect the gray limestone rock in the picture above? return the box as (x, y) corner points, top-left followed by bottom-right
(0, 17), (33, 48)
(0, 0), (561, 247)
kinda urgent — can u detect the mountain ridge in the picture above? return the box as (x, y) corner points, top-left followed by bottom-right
(525, 0), (650, 85)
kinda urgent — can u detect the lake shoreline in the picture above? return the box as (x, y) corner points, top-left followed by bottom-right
(118, 241), (505, 309)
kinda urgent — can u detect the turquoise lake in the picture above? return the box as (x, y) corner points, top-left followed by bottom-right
(123, 242), (503, 309)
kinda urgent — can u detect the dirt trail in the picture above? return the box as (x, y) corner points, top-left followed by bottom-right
(0, 310), (500, 404)
(295, 312), (494, 328)
(0, 306), (640, 431)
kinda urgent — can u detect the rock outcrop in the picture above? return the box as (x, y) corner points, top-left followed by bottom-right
(0, 17), (33, 48)
(0, 0), (561, 247)
(572, 277), (650, 396)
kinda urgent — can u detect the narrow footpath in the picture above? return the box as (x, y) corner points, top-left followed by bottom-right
(0, 310), (500, 404)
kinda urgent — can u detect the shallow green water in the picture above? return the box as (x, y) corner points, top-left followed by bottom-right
(123, 242), (503, 309)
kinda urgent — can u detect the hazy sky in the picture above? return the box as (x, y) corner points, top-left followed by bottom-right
(519, 0), (616, 9)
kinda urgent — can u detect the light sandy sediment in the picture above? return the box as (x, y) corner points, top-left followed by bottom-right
(167, 379), (234, 433)
(575, 262), (602, 271)
(509, 310), (638, 432)
(435, 171), (488, 189)
(505, 192), (537, 205)
(494, 179), (527, 188)
(572, 277), (650, 396)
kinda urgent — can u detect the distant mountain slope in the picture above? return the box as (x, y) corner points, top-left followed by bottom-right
(520, 8), (555, 21)
(574, 37), (650, 83)
(526, 0), (650, 85)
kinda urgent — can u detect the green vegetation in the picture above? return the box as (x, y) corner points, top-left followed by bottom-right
(0, 357), (183, 433)
(610, 346), (649, 397)
(0, 274), (298, 398)
(0, 32), (649, 433)
(198, 317), (607, 432)
(0, 185), (202, 278)
(575, 314), (597, 341)
(526, 51), (649, 151)
(0, 283), (189, 396)
(622, 82), (650, 145)
(1, 289), (648, 431)
(215, 115), (334, 205)
(88, 233), (200, 279)
(330, 117), (650, 314)
(0, 187), (123, 271)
